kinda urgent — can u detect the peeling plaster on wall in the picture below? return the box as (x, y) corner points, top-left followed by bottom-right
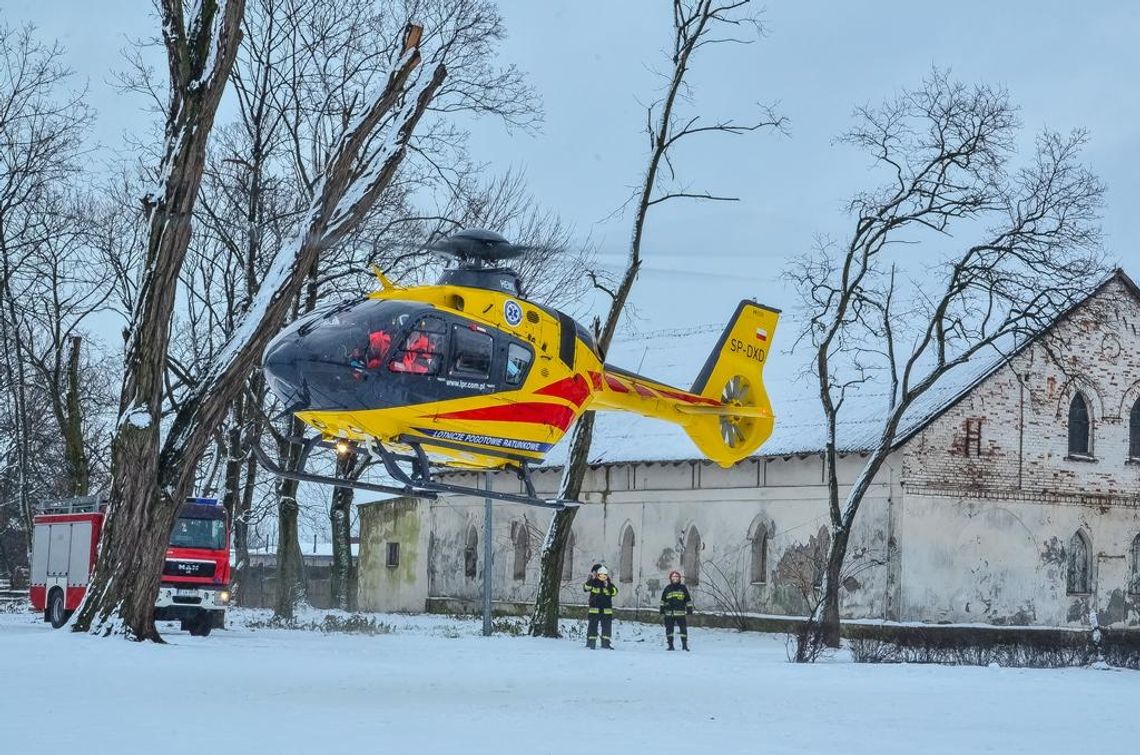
(991, 604), (1037, 626)
(1067, 597), (1091, 623)
(1040, 537), (1065, 567)
(1099, 589), (1129, 626)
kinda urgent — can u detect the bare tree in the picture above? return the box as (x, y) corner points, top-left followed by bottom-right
(788, 70), (1105, 659)
(73, 0), (453, 635)
(18, 190), (117, 496)
(0, 20), (93, 569)
(71, 0), (248, 639)
(698, 548), (749, 631)
(529, 0), (785, 637)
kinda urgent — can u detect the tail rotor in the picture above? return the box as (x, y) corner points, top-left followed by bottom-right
(719, 375), (755, 448)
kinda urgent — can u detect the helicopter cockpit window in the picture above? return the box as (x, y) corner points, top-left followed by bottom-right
(390, 316), (446, 375)
(329, 300), (412, 377)
(449, 325), (494, 380)
(505, 343), (532, 387)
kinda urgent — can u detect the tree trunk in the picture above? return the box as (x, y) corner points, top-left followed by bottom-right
(232, 377), (264, 604)
(221, 399), (244, 518)
(528, 507), (577, 637)
(274, 478), (305, 620)
(528, 413), (594, 637)
(0, 538), (13, 584)
(798, 524), (851, 660)
(63, 335), (89, 496)
(76, 433), (179, 640)
(329, 451), (357, 612)
(0, 223), (34, 560)
(819, 524), (850, 647)
(220, 393), (245, 597)
(273, 418), (306, 619)
(234, 421), (258, 604)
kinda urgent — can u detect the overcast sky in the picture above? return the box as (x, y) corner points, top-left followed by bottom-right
(8, 0), (1140, 305)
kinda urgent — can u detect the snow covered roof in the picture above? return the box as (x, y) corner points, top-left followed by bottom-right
(545, 259), (1137, 466)
(549, 325), (1011, 464)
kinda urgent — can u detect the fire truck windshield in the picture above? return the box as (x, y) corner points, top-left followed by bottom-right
(169, 517), (225, 551)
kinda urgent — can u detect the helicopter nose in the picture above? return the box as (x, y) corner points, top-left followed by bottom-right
(262, 335), (309, 411)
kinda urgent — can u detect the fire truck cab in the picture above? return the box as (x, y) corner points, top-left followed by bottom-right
(30, 495), (231, 636)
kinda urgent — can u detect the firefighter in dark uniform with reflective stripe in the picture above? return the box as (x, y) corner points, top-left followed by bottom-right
(660, 570), (693, 650)
(584, 565), (617, 649)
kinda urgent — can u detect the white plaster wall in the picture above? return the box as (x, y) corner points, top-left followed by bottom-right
(414, 457), (897, 621)
(898, 492), (1140, 627)
(356, 497), (431, 613)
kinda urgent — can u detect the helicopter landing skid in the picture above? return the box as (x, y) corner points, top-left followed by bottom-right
(252, 436), (576, 510)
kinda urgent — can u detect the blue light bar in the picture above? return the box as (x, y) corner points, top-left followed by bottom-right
(186, 497), (221, 506)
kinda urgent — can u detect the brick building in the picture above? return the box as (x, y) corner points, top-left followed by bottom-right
(356, 271), (1140, 629)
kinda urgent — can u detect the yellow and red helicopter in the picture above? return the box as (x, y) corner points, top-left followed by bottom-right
(257, 229), (780, 508)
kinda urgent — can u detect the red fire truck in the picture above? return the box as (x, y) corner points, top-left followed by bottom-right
(30, 495), (231, 636)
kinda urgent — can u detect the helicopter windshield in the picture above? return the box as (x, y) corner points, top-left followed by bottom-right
(303, 299), (418, 368)
(264, 296), (543, 413)
(275, 299), (430, 408)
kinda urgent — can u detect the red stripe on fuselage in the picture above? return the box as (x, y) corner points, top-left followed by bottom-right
(633, 383), (656, 398)
(604, 375), (630, 393)
(535, 375), (591, 407)
(655, 387), (720, 406)
(433, 402), (577, 431)
(603, 373), (719, 407)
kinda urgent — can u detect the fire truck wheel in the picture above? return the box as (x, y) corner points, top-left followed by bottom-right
(188, 612), (213, 637)
(47, 589), (67, 629)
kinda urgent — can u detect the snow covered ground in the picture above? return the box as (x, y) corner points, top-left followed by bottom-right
(1, 608), (1135, 754)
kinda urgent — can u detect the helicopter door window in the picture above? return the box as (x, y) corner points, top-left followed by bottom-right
(505, 343), (532, 387)
(390, 317), (445, 375)
(449, 325), (494, 380)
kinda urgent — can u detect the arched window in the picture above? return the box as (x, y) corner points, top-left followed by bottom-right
(619, 525), (635, 583)
(681, 525), (702, 586)
(512, 521), (529, 582)
(562, 529), (575, 580)
(1068, 393), (1091, 456)
(750, 525), (769, 584)
(1130, 400), (1140, 459)
(1067, 530), (1092, 595)
(1130, 534), (1140, 596)
(464, 526), (478, 580)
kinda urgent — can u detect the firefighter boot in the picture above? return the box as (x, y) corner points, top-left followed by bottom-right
(667, 636), (675, 651)
(682, 637), (689, 651)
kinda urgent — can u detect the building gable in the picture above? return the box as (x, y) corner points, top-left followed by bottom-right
(900, 272), (1140, 500)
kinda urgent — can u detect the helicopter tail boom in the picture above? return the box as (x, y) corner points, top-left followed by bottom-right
(590, 300), (779, 467)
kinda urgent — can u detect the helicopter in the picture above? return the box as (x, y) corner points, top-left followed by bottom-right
(256, 229), (780, 509)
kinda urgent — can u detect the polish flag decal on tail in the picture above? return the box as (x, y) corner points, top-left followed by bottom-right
(755, 327), (768, 342)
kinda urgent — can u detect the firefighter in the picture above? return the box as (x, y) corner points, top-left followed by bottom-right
(660, 569), (693, 651)
(583, 565), (618, 649)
